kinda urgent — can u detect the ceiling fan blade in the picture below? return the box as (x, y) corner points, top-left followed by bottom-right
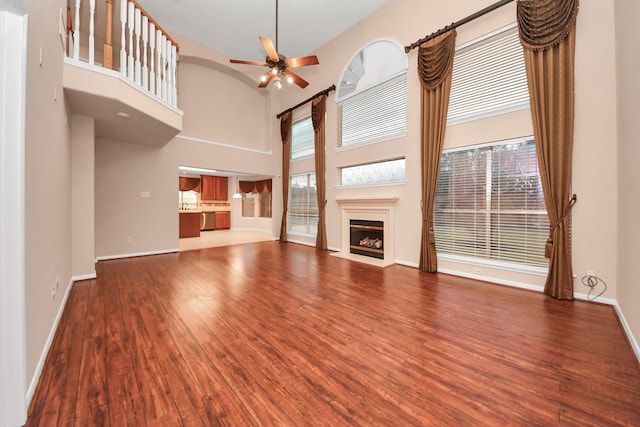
(283, 69), (309, 89)
(258, 72), (275, 88)
(259, 36), (279, 62)
(284, 55), (319, 68)
(230, 59), (269, 67)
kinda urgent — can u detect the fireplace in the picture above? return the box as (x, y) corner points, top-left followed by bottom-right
(332, 197), (398, 267)
(350, 219), (384, 259)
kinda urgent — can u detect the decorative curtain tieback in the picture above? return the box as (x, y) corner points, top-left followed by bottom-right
(545, 193), (577, 258)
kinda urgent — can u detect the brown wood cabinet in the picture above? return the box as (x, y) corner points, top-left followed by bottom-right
(215, 211), (231, 230)
(201, 175), (228, 201)
(179, 212), (201, 238)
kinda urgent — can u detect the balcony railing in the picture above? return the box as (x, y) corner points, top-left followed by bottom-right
(66, 0), (179, 108)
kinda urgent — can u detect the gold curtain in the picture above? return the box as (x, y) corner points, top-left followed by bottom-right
(312, 95), (327, 250)
(280, 112), (292, 242)
(178, 177), (200, 192)
(518, 0), (579, 300)
(418, 30), (457, 273)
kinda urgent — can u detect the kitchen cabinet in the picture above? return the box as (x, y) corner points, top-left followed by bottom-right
(201, 175), (228, 201)
(179, 212), (201, 238)
(215, 211), (231, 229)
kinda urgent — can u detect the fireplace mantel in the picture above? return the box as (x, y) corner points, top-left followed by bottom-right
(332, 197), (398, 267)
(336, 197), (399, 206)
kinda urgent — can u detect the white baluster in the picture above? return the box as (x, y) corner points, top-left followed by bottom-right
(73, 0), (80, 60)
(149, 23), (156, 94)
(171, 44), (177, 107)
(134, 8), (141, 84)
(141, 15), (148, 90)
(127, 1), (134, 80)
(89, 0), (95, 64)
(156, 30), (163, 97)
(161, 34), (168, 101)
(119, 0), (127, 75)
(165, 39), (172, 105)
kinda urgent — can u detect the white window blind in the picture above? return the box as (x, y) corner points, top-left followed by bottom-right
(291, 117), (314, 160)
(288, 173), (318, 236)
(242, 193), (255, 217)
(434, 138), (549, 269)
(259, 192), (272, 218)
(339, 75), (407, 148)
(448, 25), (529, 124)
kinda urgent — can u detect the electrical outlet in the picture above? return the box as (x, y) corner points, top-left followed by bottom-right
(127, 236), (133, 244)
(586, 270), (595, 277)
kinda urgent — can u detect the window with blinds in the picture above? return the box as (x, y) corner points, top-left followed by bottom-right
(338, 75), (407, 148)
(447, 24), (529, 125)
(288, 173), (318, 236)
(242, 193), (255, 217)
(259, 192), (272, 218)
(434, 138), (549, 269)
(291, 117), (314, 160)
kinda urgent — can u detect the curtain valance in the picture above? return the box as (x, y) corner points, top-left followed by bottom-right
(517, 0), (579, 50)
(417, 30), (457, 90)
(179, 177), (200, 192)
(239, 179), (273, 194)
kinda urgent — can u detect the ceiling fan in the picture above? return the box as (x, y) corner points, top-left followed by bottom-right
(229, 0), (319, 89)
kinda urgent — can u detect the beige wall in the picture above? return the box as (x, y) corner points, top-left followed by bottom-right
(71, 115), (95, 276)
(615, 0), (640, 351)
(24, 0), (72, 383)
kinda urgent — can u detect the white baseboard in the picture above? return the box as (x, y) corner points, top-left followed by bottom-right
(286, 238), (316, 248)
(437, 267), (546, 293)
(614, 302), (640, 364)
(72, 272), (96, 282)
(395, 259), (419, 268)
(96, 248), (178, 261)
(26, 277), (74, 404)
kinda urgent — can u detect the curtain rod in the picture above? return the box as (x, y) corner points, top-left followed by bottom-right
(404, 0), (515, 53)
(276, 84), (336, 119)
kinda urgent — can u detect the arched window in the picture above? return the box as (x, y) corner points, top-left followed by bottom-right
(336, 39), (408, 149)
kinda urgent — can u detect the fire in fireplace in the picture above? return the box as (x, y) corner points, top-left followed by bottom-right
(350, 219), (384, 259)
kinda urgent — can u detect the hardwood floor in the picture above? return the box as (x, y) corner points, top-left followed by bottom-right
(26, 242), (640, 426)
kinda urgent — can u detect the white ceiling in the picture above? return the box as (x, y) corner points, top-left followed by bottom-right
(135, 0), (391, 62)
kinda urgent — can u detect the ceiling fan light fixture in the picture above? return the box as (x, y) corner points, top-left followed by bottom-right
(229, 0), (318, 89)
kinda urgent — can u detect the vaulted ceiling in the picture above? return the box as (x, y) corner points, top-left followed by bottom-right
(136, 0), (391, 62)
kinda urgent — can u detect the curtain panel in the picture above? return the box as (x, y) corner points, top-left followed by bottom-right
(517, 0), (579, 300)
(280, 112), (292, 242)
(417, 30), (457, 273)
(312, 95), (328, 250)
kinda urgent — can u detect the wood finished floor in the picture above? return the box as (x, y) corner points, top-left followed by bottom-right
(27, 242), (640, 426)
